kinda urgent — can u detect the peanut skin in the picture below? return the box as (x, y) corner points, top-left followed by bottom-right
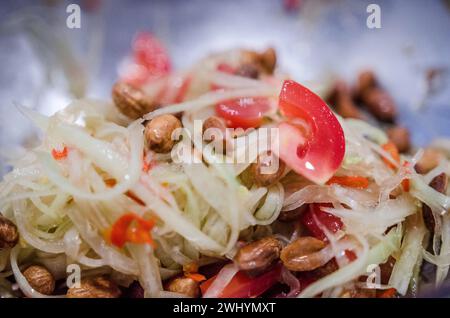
(145, 114), (182, 153)
(112, 82), (158, 119)
(0, 214), (19, 249)
(234, 236), (282, 276)
(280, 236), (327, 272)
(23, 265), (55, 295)
(327, 80), (363, 119)
(67, 276), (121, 298)
(166, 276), (200, 298)
(387, 126), (411, 153)
(354, 70), (397, 122)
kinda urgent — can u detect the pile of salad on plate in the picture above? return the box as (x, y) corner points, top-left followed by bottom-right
(0, 32), (449, 298)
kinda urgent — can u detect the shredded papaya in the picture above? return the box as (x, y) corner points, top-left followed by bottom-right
(326, 176), (369, 189)
(109, 212), (155, 248)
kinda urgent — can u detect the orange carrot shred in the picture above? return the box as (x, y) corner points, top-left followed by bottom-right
(401, 179), (410, 192)
(326, 176), (369, 189)
(109, 213), (156, 248)
(51, 146), (68, 160)
(381, 141), (400, 169)
(401, 161), (411, 192)
(185, 273), (206, 282)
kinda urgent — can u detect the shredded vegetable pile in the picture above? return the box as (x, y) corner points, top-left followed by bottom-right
(1, 42), (450, 298)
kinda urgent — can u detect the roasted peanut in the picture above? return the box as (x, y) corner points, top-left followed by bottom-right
(23, 265), (55, 295)
(241, 152), (286, 188)
(0, 214), (19, 249)
(242, 48), (277, 75)
(67, 276), (121, 298)
(234, 236), (282, 276)
(202, 116), (231, 154)
(112, 82), (158, 119)
(166, 276), (200, 298)
(415, 148), (444, 174)
(145, 114), (182, 153)
(280, 236), (328, 272)
(236, 63), (260, 79)
(278, 205), (307, 222)
(354, 71), (397, 122)
(361, 88), (397, 122)
(310, 258), (339, 279)
(327, 80), (363, 119)
(423, 173), (448, 233)
(260, 47), (277, 74)
(386, 126), (411, 153)
(203, 116), (227, 140)
(355, 70), (377, 97)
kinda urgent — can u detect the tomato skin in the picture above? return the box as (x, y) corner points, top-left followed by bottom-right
(300, 204), (343, 241)
(122, 32), (171, 87)
(277, 80), (345, 184)
(200, 265), (281, 298)
(215, 97), (271, 129)
(133, 32), (171, 75)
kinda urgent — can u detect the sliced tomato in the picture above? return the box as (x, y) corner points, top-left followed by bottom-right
(123, 32), (171, 86)
(215, 97), (271, 129)
(200, 265), (281, 298)
(277, 80), (345, 184)
(300, 203), (343, 241)
(133, 32), (171, 75)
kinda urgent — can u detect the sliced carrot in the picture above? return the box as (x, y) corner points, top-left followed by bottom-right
(185, 273), (206, 282)
(401, 161), (411, 192)
(381, 141), (400, 169)
(51, 146), (68, 160)
(401, 179), (410, 192)
(326, 176), (370, 189)
(109, 213), (156, 248)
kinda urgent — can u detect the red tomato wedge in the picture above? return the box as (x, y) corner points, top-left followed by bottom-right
(122, 32), (171, 86)
(215, 97), (271, 129)
(300, 203), (343, 241)
(133, 32), (171, 75)
(200, 265), (281, 298)
(277, 80), (345, 184)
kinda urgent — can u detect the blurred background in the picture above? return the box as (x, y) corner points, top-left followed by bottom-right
(0, 0), (449, 296)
